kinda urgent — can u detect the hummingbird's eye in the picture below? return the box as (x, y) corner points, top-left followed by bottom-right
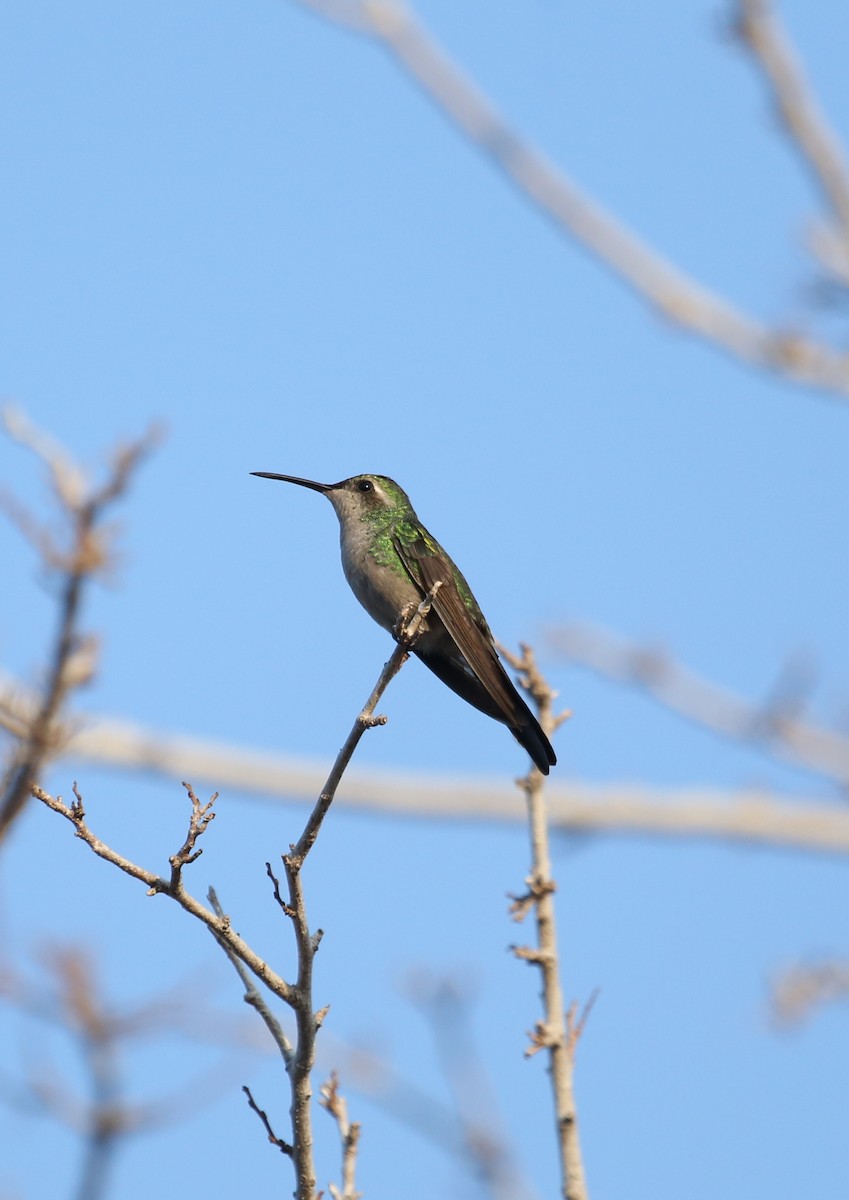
(357, 479), (373, 493)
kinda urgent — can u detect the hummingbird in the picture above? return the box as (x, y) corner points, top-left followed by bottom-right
(251, 472), (556, 775)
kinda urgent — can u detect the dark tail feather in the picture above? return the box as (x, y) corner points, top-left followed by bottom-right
(415, 649), (557, 775)
(512, 710), (557, 775)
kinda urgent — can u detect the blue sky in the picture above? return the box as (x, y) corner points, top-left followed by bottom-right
(2, 2), (848, 1198)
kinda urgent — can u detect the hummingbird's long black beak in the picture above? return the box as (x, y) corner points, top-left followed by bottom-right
(251, 472), (331, 493)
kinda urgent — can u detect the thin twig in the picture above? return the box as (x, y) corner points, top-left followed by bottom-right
(207, 887), (295, 1068)
(243, 1085), (294, 1155)
(31, 782), (298, 1006)
(278, 582), (440, 1200)
(290, 581), (441, 864)
(320, 1072), (362, 1200)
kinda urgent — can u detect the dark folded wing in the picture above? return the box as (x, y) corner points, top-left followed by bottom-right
(392, 535), (522, 718)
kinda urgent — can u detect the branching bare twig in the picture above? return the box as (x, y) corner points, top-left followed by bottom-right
(31, 781), (299, 1005)
(288, 0), (849, 394)
(502, 644), (587, 1200)
(0, 409), (157, 841)
(33, 587), (441, 1200)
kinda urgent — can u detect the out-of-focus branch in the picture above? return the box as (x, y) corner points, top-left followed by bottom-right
(550, 622), (849, 791)
(289, 0), (849, 394)
(7, 676), (848, 852)
(769, 959), (849, 1026)
(736, 0), (849, 280)
(0, 944), (249, 1200)
(405, 972), (538, 1200)
(0, 407), (156, 841)
(503, 645), (587, 1200)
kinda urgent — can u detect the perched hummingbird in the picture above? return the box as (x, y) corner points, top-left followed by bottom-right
(251, 472), (557, 775)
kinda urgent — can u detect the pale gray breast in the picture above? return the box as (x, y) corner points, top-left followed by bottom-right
(337, 520), (421, 633)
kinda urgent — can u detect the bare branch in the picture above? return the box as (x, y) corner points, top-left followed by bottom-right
(31, 596), (441, 1200)
(31, 782), (298, 1006)
(289, 0), (849, 394)
(290, 581), (441, 864)
(507, 645), (588, 1200)
(207, 886), (295, 1068)
(265, 582), (439, 1199)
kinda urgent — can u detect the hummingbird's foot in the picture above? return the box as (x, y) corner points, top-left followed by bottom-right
(393, 602), (422, 646)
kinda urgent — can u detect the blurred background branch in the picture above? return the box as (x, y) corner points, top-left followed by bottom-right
(290, 0), (849, 393)
(0, 408), (157, 842)
(2, 675), (846, 853)
(549, 621), (849, 791)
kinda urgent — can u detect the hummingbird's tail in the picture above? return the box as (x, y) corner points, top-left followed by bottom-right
(511, 706), (558, 776)
(414, 647), (557, 775)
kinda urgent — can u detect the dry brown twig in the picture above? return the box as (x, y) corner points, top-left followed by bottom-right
(289, 0), (849, 394)
(32, 587), (440, 1200)
(500, 644), (588, 1200)
(0, 407), (158, 841)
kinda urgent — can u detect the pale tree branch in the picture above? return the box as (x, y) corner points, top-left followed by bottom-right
(6, 672), (848, 852)
(550, 622), (849, 791)
(320, 1072), (362, 1200)
(288, 0), (849, 394)
(735, 0), (849, 278)
(502, 644), (587, 1200)
(0, 408), (157, 841)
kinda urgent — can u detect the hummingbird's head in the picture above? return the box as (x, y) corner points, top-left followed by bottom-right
(251, 472), (412, 525)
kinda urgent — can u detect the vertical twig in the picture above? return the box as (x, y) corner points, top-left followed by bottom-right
(320, 1072), (362, 1200)
(503, 645), (587, 1200)
(272, 583), (440, 1199)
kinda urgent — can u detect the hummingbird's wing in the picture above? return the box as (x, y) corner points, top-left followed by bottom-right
(392, 531), (556, 773)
